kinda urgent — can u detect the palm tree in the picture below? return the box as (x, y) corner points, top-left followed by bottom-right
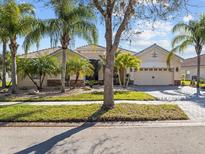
(115, 52), (141, 88)
(0, 0), (36, 93)
(66, 57), (94, 88)
(24, 0), (97, 93)
(0, 30), (8, 89)
(0, 2), (9, 89)
(17, 56), (59, 91)
(169, 20), (205, 95)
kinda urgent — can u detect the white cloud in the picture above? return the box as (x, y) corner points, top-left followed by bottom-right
(177, 46), (196, 58)
(122, 20), (173, 51)
(183, 15), (193, 22)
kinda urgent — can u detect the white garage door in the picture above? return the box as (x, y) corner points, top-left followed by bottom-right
(134, 68), (174, 85)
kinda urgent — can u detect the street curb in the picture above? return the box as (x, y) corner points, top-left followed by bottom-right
(1, 120), (205, 128)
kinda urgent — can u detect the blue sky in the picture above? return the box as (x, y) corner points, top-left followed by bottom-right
(15, 0), (205, 58)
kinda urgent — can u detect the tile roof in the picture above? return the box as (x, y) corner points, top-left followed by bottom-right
(19, 47), (61, 58)
(182, 54), (205, 67)
(74, 44), (136, 60)
(19, 47), (87, 59)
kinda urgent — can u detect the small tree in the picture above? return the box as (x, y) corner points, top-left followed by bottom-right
(115, 52), (141, 88)
(18, 56), (59, 91)
(66, 58), (94, 88)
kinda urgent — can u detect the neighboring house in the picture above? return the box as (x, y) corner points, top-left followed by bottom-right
(18, 47), (87, 88)
(132, 44), (183, 86)
(181, 54), (205, 80)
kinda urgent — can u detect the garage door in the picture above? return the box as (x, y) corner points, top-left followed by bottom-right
(134, 68), (174, 85)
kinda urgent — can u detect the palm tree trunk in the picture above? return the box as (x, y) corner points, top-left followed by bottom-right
(2, 41), (7, 88)
(126, 73), (130, 88)
(60, 34), (69, 93)
(39, 74), (45, 91)
(74, 72), (79, 89)
(118, 70), (122, 86)
(123, 68), (126, 88)
(9, 39), (19, 94)
(61, 48), (67, 93)
(196, 53), (201, 96)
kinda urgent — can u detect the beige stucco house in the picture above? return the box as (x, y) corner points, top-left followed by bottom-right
(181, 54), (205, 80)
(18, 44), (183, 88)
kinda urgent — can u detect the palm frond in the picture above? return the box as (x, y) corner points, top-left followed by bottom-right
(73, 21), (98, 44)
(171, 35), (192, 47)
(172, 22), (191, 33)
(166, 51), (174, 68)
(172, 39), (193, 53)
(18, 3), (35, 16)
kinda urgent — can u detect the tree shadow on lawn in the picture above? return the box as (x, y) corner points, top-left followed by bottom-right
(0, 109), (44, 127)
(15, 108), (108, 154)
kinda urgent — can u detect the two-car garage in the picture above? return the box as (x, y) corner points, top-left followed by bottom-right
(131, 44), (182, 86)
(133, 68), (174, 85)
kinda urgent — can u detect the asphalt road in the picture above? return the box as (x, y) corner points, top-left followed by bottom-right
(1, 125), (205, 154)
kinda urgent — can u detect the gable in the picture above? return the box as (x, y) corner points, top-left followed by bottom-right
(74, 44), (137, 60)
(74, 44), (106, 60)
(135, 44), (183, 68)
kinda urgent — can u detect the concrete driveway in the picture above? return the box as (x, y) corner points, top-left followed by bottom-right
(133, 86), (205, 101)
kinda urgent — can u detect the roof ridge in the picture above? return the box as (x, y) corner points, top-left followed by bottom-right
(19, 47), (60, 56)
(75, 44), (106, 51)
(135, 43), (184, 60)
(134, 43), (157, 55)
(184, 53), (205, 60)
(118, 46), (136, 53)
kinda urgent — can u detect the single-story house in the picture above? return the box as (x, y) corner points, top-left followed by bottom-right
(18, 47), (87, 88)
(181, 54), (205, 80)
(18, 44), (183, 88)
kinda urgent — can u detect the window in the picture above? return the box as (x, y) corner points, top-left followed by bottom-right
(159, 68), (162, 71)
(140, 68), (143, 71)
(163, 68), (167, 71)
(149, 68), (153, 71)
(152, 51), (158, 58)
(176, 67), (179, 72)
(169, 68), (173, 72)
(144, 68), (148, 71)
(154, 68), (158, 71)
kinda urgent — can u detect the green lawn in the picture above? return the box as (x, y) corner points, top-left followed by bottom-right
(0, 91), (156, 102)
(0, 104), (188, 122)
